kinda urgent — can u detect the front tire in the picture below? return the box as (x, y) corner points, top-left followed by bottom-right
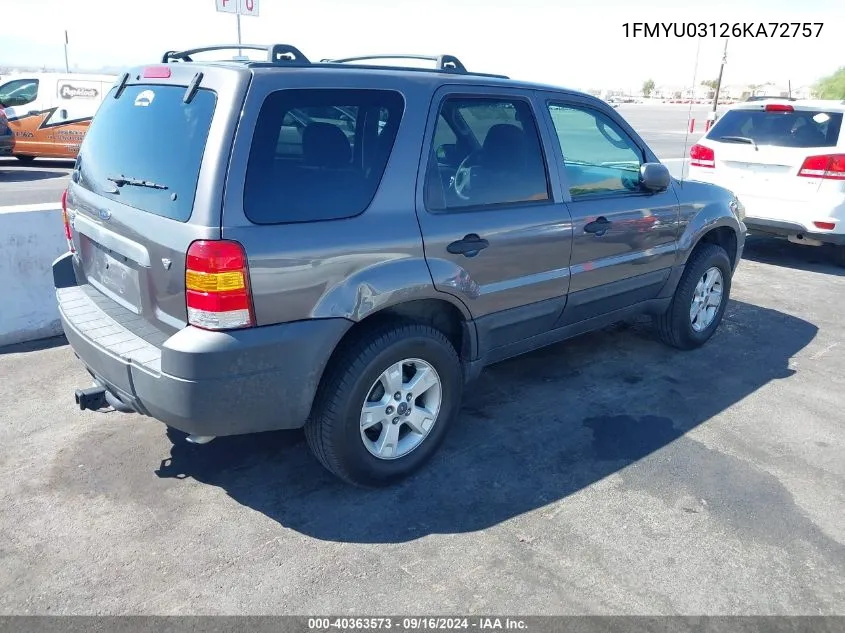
(656, 243), (732, 350)
(15, 155), (35, 164)
(306, 323), (463, 487)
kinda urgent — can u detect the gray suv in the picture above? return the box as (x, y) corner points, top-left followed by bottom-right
(53, 44), (747, 487)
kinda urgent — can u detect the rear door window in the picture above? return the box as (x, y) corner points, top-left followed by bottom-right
(709, 108), (843, 148)
(244, 88), (404, 224)
(424, 97), (551, 211)
(75, 84), (217, 222)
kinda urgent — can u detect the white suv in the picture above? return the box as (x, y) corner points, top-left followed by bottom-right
(688, 99), (845, 264)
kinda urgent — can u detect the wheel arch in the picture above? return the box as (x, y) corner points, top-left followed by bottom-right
(330, 297), (474, 364)
(307, 296), (477, 418)
(689, 225), (739, 269)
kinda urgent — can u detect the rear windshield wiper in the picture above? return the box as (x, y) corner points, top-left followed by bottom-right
(106, 175), (169, 190)
(715, 136), (758, 151)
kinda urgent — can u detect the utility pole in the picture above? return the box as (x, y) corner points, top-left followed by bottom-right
(236, 12), (242, 56)
(63, 30), (70, 73)
(709, 38), (728, 124)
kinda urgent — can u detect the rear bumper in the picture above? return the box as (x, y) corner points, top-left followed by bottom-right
(54, 253), (351, 436)
(744, 218), (845, 246)
(730, 190), (845, 244)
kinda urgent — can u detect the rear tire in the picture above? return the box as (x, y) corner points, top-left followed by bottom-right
(656, 243), (732, 350)
(833, 245), (845, 268)
(306, 322), (463, 487)
(15, 155), (35, 163)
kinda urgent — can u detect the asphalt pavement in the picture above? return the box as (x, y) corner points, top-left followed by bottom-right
(0, 157), (74, 207)
(1, 236), (844, 614)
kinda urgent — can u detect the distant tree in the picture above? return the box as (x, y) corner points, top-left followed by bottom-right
(642, 79), (656, 97)
(700, 79), (719, 90)
(747, 83), (763, 96)
(814, 67), (845, 99)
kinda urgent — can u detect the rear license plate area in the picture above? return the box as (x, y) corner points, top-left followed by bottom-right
(80, 237), (143, 314)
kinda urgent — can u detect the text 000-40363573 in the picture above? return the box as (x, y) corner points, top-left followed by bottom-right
(622, 22), (824, 38)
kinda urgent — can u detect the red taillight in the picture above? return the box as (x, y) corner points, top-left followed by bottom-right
(813, 221), (836, 230)
(185, 240), (255, 330)
(798, 154), (845, 180)
(765, 103), (794, 112)
(61, 189), (75, 253)
(142, 66), (171, 79)
(690, 143), (715, 168)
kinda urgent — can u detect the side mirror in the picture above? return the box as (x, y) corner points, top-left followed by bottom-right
(640, 162), (671, 192)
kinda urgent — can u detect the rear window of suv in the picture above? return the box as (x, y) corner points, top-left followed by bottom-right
(76, 84), (217, 222)
(709, 108), (843, 148)
(244, 88), (404, 224)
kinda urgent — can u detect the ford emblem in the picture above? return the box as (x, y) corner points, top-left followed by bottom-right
(98, 208), (111, 221)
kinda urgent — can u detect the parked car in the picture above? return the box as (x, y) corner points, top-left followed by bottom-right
(53, 43), (746, 487)
(0, 72), (116, 161)
(688, 99), (845, 264)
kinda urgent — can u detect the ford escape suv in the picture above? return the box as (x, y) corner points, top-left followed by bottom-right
(53, 44), (746, 487)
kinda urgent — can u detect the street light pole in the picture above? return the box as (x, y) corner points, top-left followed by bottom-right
(709, 38), (728, 123)
(236, 12), (242, 56)
(64, 30), (70, 73)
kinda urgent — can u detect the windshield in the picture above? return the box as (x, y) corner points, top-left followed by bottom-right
(709, 108), (843, 148)
(76, 84), (217, 222)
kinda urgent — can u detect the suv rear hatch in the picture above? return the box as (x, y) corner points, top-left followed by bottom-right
(698, 102), (844, 202)
(65, 64), (248, 337)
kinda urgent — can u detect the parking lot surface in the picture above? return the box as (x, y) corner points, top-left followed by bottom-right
(1, 236), (844, 615)
(0, 157), (74, 207)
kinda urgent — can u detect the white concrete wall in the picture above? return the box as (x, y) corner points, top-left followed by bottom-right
(0, 203), (67, 347)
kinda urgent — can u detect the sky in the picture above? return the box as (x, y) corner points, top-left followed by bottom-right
(0, 0), (843, 91)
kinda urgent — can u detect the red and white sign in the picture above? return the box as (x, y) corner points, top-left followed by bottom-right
(215, 0), (237, 13)
(238, 0), (259, 16)
(215, 0), (259, 15)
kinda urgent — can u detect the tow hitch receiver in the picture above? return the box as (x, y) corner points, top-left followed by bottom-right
(74, 386), (108, 411)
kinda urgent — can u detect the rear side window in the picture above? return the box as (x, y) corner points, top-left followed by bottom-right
(76, 84), (217, 222)
(244, 88), (404, 224)
(709, 108), (843, 148)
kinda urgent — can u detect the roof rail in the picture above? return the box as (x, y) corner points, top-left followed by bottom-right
(162, 44), (310, 64)
(321, 54), (468, 73)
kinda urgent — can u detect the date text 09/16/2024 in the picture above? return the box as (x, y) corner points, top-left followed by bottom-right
(307, 617), (528, 631)
(623, 22), (824, 38)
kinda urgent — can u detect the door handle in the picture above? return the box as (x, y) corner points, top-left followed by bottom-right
(447, 234), (489, 257)
(584, 216), (612, 236)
